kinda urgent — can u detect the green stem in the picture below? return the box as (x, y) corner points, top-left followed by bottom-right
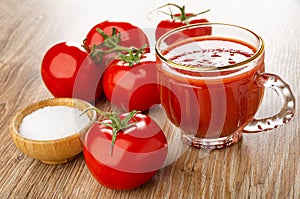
(110, 129), (118, 156)
(150, 3), (210, 24)
(88, 27), (147, 66)
(81, 107), (139, 156)
(154, 3), (182, 11)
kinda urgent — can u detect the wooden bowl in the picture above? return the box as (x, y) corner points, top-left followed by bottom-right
(9, 98), (97, 164)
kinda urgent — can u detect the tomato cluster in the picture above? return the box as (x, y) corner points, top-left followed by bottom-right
(40, 3), (210, 190)
(41, 21), (154, 109)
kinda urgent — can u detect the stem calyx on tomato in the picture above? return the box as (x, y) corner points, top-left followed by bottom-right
(83, 27), (147, 66)
(81, 107), (139, 156)
(152, 3), (210, 24)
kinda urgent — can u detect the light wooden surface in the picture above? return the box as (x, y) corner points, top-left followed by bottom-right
(0, 0), (299, 198)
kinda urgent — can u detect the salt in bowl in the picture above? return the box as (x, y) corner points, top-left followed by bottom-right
(9, 98), (97, 164)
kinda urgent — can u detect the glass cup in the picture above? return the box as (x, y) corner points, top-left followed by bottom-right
(155, 23), (295, 149)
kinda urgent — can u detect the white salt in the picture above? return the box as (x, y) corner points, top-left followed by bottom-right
(19, 106), (90, 140)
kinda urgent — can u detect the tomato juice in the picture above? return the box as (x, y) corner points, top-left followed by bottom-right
(156, 36), (265, 139)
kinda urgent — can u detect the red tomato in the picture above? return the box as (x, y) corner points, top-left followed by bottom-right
(102, 53), (160, 112)
(83, 113), (168, 190)
(84, 20), (150, 53)
(41, 42), (103, 102)
(156, 16), (211, 41)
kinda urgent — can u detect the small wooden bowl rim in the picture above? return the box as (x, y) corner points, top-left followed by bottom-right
(10, 98), (97, 142)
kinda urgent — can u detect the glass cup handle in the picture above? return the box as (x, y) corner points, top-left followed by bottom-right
(243, 73), (296, 133)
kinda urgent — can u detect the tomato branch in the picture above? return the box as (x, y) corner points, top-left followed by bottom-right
(149, 3), (210, 24)
(81, 107), (139, 156)
(84, 27), (147, 66)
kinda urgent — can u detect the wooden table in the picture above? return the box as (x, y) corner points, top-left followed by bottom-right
(1, 0), (299, 198)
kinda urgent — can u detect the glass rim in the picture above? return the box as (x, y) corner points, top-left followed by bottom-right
(155, 22), (265, 72)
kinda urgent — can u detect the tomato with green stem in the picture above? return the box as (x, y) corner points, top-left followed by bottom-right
(153, 3), (211, 40)
(82, 108), (168, 190)
(102, 52), (160, 112)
